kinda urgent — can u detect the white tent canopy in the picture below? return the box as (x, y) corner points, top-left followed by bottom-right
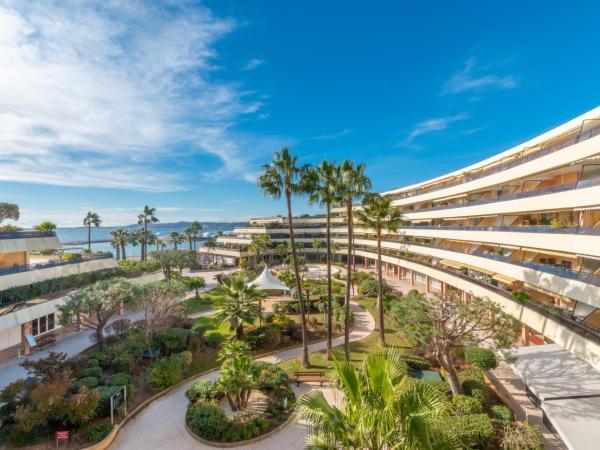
(247, 266), (291, 292)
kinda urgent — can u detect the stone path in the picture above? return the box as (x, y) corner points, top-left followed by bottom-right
(0, 269), (233, 390)
(110, 300), (375, 450)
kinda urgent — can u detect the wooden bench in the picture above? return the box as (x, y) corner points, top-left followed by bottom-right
(37, 333), (56, 348)
(294, 371), (326, 387)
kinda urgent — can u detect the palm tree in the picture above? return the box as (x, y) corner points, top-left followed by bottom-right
(169, 231), (184, 250)
(185, 276), (206, 299)
(357, 193), (401, 347)
(83, 211), (101, 251)
(109, 230), (121, 260)
(111, 229), (129, 260)
(214, 275), (262, 339)
(138, 206), (159, 260)
(336, 161), (371, 359)
(297, 349), (455, 450)
(190, 221), (202, 250)
(307, 160), (338, 360)
(248, 234), (270, 267)
(258, 147), (313, 367)
(128, 229), (142, 258)
(275, 243), (288, 265)
(330, 241), (341, 263)
(184, 226), (198, 251)
(146, 231), (158, 253)
(34, 221), (57, 233)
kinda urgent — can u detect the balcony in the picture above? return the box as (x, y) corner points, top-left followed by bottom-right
(0, 231), (61, 254)
(0, 253), (113, 276)
(392, 117), (600, 201)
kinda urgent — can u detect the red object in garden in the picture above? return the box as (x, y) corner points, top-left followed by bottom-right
(56, 431), (69, 448)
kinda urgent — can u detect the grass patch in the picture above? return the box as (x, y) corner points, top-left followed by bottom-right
(181, 293), (218, 315)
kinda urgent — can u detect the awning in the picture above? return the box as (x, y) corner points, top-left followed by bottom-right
(247, 266), (291, 292)
(492, 273), (517, 284)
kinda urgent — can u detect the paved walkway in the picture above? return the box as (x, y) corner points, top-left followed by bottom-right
(110, 300), (375, 450)
(0, 269), (233, 390)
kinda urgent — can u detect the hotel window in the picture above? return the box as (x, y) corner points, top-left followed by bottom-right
(31, 313), (55, 336)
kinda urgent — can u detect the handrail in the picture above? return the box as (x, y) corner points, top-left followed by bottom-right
(396, 224), (600, 236)
(393, 118), (600, 200)
(0, 230), (57, 240)
(409, 176), (600, 213)
(0, 253), (113, 276)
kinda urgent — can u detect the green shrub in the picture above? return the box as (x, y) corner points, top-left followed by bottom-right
(185, 380), (220, 403)
(192, 317), (217, 335)
(491, 404), (514, 424)
(465, 347), (498, 370)
(462, 379), (490, 407)
(175, 350), (193, 369)
(71, 376), (99, 392)
(158, 327), (191, 354)
(62, 386), (100, 427)
(187, 403), (230, 441)
(85, 422), (114, 443)
(442, 414), (495, 449)
(111, 354), (134, 373)
(87, 358), (99, 367)
(82, 366), (103, 379)
(94, 386), (122, 416)
(205, 332), (225, 348)
(91, 350), (113, 368)
(358, 278), (391, 297)
(402, 355), (430, 370)
(110, 373), (135, 397)
(458, 367), (485, 383)
(500, 421), (543, 450)
(452, 394), (483, 415)
(148, 352), (190, 391)
(245, 324), (282, 350)
(254, 361), (289, 390)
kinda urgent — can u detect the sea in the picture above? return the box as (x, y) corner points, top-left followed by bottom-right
(56, 222), (244, 257)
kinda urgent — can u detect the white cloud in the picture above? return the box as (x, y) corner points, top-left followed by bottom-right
(0, 0), (267, 191)
(442, 58), (518, 95)
(243, 58), (265, 71)
(313, 129), (352, 140)
(399, 113), (468, 146)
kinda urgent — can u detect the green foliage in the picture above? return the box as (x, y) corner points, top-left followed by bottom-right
(452, 394), (484, 415)
(254, 361), (289, 390)
(512, 290), (531, 303)
(358, 277), (391, 297)
(149, 249), (197, 279)
(81, 366), (103, 379)
(465, 346), (498, 370)
(109, 373), (135, 397)
(401, 355), (430, 370)
(111, 354), (134, 374)
(87, 358), (99, 367)
(440, 414), (495, 449)
(500, 421), (543, 450)
(491, 404), (514, 424)
(21, 351), (72, 382)
(85, 422), (114, 443)
(148, 351), (192, 392)
(192, 316), (217, 335)
(204, 332), (225, 348)
(185, 380), (221, 403)
(462, 379), (490, 407)
(214, 275), (263, 339)
(71, 376), (99, 392)
(61, 386), (100, 427)
(157, 327), (192, 354)
(244, 324), (282, 350)
(187, 404), (230, 441)
(95, 386), (122, 416)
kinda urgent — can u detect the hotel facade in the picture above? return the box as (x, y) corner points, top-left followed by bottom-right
(201, 106), (600, 371)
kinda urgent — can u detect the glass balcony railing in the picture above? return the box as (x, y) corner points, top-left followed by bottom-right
(0, 230), (57, 240)
(393, 118), (600, 201)
(395, 224), (600, 236)
(0, 253), (113, 277)
(408, 176), (600, 213)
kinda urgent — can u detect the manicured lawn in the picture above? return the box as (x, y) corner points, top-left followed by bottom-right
(278, 296), (412, 375)
(180, 292), (218, 315)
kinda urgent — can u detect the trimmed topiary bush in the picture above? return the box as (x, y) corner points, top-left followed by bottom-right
(94, 386), (122, 416)
(452, 394), (484, 415)
(204, 332), (225, 348)
(71, 376), (99, 393)
(87, 358), (99, 367)
(465, 347), (498, 370)
(81, 366), (103, 379)
(491, 404), (514, 424)
(85, 422), (114, 443)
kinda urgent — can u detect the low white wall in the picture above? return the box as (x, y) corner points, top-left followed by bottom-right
(0, 236), (61, 254)
(0, 258), (117, 291)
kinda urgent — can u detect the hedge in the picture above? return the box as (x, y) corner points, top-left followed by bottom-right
(465, 347), (498, 370)
(490, 404), (513, 424)
(452, 394), (484, 415)
(442, 414), (495, 448)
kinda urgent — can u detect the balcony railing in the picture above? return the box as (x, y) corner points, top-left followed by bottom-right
(393, 118), (600, 200)
(0, 253), (113, 277)
(409, 176), (600, 213)
(0, 230), (57, 240)
(396, 224), (600, 236)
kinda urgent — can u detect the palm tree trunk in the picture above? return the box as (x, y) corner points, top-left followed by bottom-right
(325, 203), (333, 360)
(286, 191), (310, 368)
(88, 224), (91, 251)
(344, 201), (353, 360)
(376, 228), (385, 347)
(143, 222), (148, 261)
(121, 241), (127, 260)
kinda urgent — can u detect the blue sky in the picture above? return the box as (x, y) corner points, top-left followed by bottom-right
(1, 0), (599, 227)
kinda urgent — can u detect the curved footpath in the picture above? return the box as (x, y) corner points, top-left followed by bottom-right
(110, 301), (375, 450)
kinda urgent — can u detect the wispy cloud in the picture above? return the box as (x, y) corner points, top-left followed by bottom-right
(399, 114), (468, 147)
(0, 1), (270, 191)
(243, 58), (265, 71)
(313, 129), (352, 140)
(442, 58), (518, 95)
(461, 126), (487, 136)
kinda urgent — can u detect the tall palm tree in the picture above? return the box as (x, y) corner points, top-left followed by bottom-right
(146, 231), (158, 253)
(190, 221), (202, 250)
(109, 229), (122, 260)
(184, 226), (196, 251)
(111, 229), (129, 260)
(248, 234), (270, 267)
(307, 160), (338, 360)
(169, 231), (184, 250)
(275, 243), (288, 265)
(258, 147), (313, 368)
(215, 275), (262, 339)
(336, 161), (371, 359)
(138, 206), (159, 261)
(297, 349), (455, 450)
(83, 211), (101, 251)
(357, 193), (401, 347)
